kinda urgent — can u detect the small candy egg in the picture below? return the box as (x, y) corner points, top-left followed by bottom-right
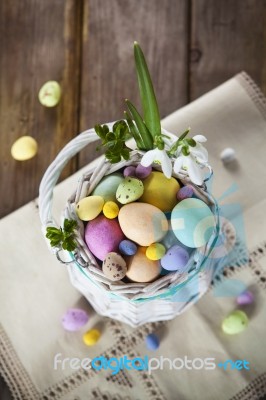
(126, 247), (161, 283)
(61, 308), (89, 331)
(116, 177), (144, 204)
(83, 329), (101, 346)
(176, 185), (194, 200)
(119, 239), (137, 256)
(103, 201), (119, 219)
(135, 164), (152, 179)
(146, 243), (166, 261)
(222, 310), (248, 335)
(11, 136), (38, 161)
(220, 147), (236, 164)
(38, 80), (61, 107)
(160, 245), (190, 272)
(76, 196), (104, 221)
(123, 166), (136, 177)
(102, 252), (127, 281)
(236, 290), (254, 305)
(145, 333), (160, 350)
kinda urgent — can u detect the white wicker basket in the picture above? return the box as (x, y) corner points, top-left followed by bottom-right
(39, 122), (221, 327)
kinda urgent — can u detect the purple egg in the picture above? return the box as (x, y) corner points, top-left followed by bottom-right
(177, 185), (194, 200)
(85, 215), (125, 260)
(237, 290), (254, 305)
(62, 308), (89, 331)
(160, 245), (190, 272)
(135, 164), (152, 179)
(123, 166), (136, 177)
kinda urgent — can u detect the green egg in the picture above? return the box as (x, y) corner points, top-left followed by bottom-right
(222, 310), (248, 335)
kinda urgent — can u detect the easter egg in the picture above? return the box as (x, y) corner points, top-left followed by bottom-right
(160, 245), (190, 272)
(102, 252), (127, 281)
(176, 185), (194, 200)
(11, 136), (38, 161)
(220, 147), (236, 164)
(116, 177), (144, 204)
(85, 215), (124, 261)
(145, 333), (160, 350)
(103, 201), (119, 219)
(123, 166), (136, 177)
(222, 310), (248, 335)
(118, 203), (168, 246)
(140, 171), (180, 212)
(135, 164), (152, 179)
(83, 329), (101, 346)
(76, 196), (104, 221)
(146, 243), (166, 260)
(236, 290), (254, 305)
(171, 198), (215, 248)
(61, 308), (89, 331)
(119, 240), (137, 256)
(92, 173), (124, 203)
(38, 81), (61, 107)
(126, 247), (161, 283)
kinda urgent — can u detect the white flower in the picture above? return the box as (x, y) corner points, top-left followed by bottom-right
(190, 135), (208, 164)
(173, 154), (205, 185)
(141, 148), (172, 179)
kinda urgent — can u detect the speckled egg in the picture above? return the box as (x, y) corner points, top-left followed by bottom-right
(92, 173), (124, 203)
(116, 177), (144, 204)
(85, 215), (124, 260)
(102, 252), (127, 281)
(61, 308), (89, 331)
(222, 310), (248, 335)
(160, 245), (190, 272)
(126, 247), (161, 283)
(118, 202), (168, 246)
(135, 164), (152, 179)
(103, 201), (119, 219)
(76, 195), (104, 221)
(140, 171), (180, 212)
(146, 243), (166, 260)
(171, 198), (215, 248)
(119, 239), (138, 256)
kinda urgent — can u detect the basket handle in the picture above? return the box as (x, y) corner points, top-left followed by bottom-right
(39, 123), (115, 230)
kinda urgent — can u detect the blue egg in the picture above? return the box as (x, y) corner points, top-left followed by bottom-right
(145, 333), (160, 350)
(160, 245), (190, 272)
(171, 198), (215, 248)
(119, 239), (137, 256)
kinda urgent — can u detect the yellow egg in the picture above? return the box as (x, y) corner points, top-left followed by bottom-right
(11, 136), (38, 161)
(83, 329), (101, 346)
(103, 201), (119, 219)
(38, 81), (61, 107)
(76, 196), (104, 221)
(146, 243), (166, 260)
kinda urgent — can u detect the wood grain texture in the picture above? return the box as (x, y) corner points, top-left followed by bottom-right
(77, 0), (189, 167)
(0, 0), (82, 218)
(190, 0), (266, 100)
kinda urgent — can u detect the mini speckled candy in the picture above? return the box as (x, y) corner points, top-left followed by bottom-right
(176, 185), (194, 200)
(38, 81), (61, 107)
(220, 147), (236, 163)
(116, 177), (144, 204)
(237, 290), (254, 305)
(123, 166), (136, 177)
(83, 329), (101, 346)
(222, 310), (248, 335)
(119, 239), (137, 256)
(103, 201), (119, 219)
(145, 333), (160, 350)
(146, 243), (166, 260)
(61, 308), (89, 331)
(102, 252), (127, 281)
(135, 164), (152, 179)
(11, 136), (38, 161)
(160, 245), (189, 272)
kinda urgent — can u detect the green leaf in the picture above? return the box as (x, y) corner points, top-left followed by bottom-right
(134, 42), (161, 139)
(124, 111), (145, 149)
(178, 128), (190, 143)
(126, 100), (153, 149)
(64, 219), (77, 233)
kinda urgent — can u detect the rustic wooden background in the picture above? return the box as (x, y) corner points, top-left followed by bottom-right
(0, 0), (265, 218)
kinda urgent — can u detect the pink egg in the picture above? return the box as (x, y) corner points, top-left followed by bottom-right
(62, 308), (89, 331)
(236, 290), (254, 305)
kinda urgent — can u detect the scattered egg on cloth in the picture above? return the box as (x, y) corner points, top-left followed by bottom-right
(103, 201), (119, 219)
(61, 308), (89, 331)
(83, 329), (101, 346)
(116, 177), (144, 204)
(92, 173), (124, 203)
(11, 136), (38, 161)
(119, 239), (137, 256)
(126, 246), (161, 283)
(222, 310), (248, 335)
(85, 215), (125, 261)
(38, 80), (61, 107)
(76, 195), (104, 221)
(145, 333), (160, 350)
(160, 245), (190, 272)
(220, 147), (236, 164)
(237, 290), (254, 305)
(118, 202), (168, 246)
(102, 252), (127, 281)
(171, 198), (216, 248)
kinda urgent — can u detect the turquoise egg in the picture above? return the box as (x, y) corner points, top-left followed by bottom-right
(171, 198), (215, 248)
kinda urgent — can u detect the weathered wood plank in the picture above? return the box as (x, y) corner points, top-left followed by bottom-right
(78, 0), (189, 167)
(0, 0), (82, 218)
(190, 0), (266, 100)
